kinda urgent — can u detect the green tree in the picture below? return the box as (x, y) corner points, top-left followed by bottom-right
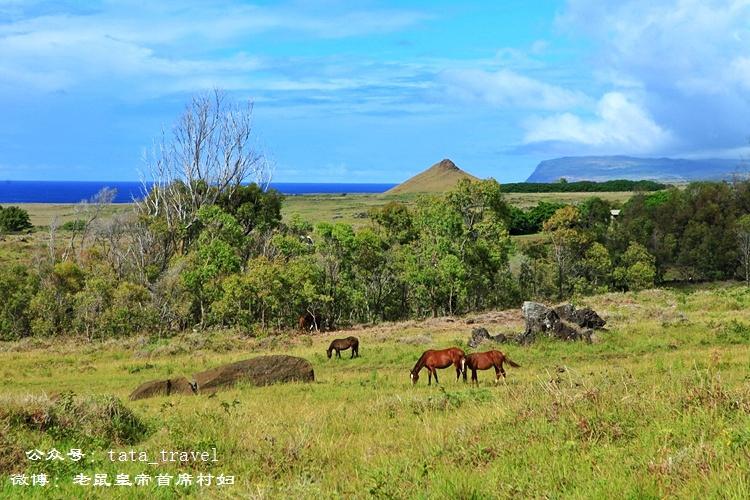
(613, 242), (656, 291)
(0, 206), (32, 232)
(0, 265), (38, 340)
(543, 206), (586, 299)
(182, 206), (243, 326)
(370, 201), (415, 244)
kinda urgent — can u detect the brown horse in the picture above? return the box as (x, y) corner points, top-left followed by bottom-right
(464, 350), (520, 384)
(410, 347), (466, 385)
(327, 337), (359, 359)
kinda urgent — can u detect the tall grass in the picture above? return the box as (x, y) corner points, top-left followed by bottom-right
(1, 284), (750, 498)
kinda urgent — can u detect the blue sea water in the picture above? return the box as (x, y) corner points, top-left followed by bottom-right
(0, 181), (397, 203)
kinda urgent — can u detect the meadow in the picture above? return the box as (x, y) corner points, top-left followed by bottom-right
(2, 284), (750, 498)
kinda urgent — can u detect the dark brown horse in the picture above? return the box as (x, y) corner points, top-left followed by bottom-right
(464, 350), (520, 384)
(327, 337), (359, 359)
(410, 347), (466, 385)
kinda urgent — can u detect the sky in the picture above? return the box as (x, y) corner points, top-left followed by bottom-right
(1, 0), (749, 183)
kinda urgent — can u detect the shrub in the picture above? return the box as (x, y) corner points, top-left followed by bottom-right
(60, 219), (87, 231)
(0, 264), (38, 340)
(0, 205), (32, 232)
(0, 392), (151, 447)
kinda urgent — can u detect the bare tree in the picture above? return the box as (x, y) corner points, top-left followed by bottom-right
(62, 187), (117, 262)
(137, 89), (270, 256)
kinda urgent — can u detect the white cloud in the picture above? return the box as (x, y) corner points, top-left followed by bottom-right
(523, 92), (673, 152)
(0, 2), (429, 96)
(555, 0), (750, 155)
(441, 68), (586, 110)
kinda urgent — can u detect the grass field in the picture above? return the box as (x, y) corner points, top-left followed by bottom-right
(7, 190), (636, 233)
(281, 191), (636, 228)
(2, 284), (750, 498)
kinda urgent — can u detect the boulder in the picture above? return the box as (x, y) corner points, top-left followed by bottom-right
(129, 377), (196, 401)
(468, 327), (491, 348)
(519, 301), (604, 344)
(571, 307), (606, 329)
(193, 355), (314, 393)
(468, 327), (512, 348)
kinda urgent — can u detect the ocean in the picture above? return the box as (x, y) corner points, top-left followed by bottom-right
(0, 181), (397, 204)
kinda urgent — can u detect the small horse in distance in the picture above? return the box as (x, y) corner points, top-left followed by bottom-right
(327, 336), (360, 359)
(464, 350), (520, 384)
(410, 347), (466, 385)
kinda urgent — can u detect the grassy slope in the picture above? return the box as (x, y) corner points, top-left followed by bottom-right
(385, 160), (479, 196)
(2, 285), (750, 498)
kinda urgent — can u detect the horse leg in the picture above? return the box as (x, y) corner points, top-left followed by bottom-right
(428, 369), (432, 386)
(336, 349), (341, 359)
(471, 368), (478, 385)
(434, 369), (439, 385)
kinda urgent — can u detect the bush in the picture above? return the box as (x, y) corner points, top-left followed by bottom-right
(60, 219), (87, 231)
(0, 392), (151, 447)
(0, 265), (38, 340)
(0, 205), (32, 232)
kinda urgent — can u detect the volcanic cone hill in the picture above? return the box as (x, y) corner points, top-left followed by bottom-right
(385, 159), (480, 195)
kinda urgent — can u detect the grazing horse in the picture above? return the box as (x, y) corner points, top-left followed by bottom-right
(410, 347), (466, 385)
(464, 350), (520, 384)
(327, 336), (360, 359)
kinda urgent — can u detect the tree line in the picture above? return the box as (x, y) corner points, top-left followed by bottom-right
(499, 179), (666, 193)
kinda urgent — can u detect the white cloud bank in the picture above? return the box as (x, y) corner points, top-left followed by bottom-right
(441, 68), (586, 110)
(523, 92), (673, 153)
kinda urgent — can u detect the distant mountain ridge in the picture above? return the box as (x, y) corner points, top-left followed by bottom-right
(526, 156), (745, 183)
(386, 159), (479, 194)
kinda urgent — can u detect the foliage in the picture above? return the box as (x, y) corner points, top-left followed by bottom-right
(508, 201), (567, 235)
(499, 179), (666, 193)
(613, 242), (657, 291)
(60, 219), (87, 231)
(0, 265), (38, 340)
(0, 205), (32, 232)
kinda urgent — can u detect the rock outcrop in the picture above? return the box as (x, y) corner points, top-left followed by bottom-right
(517, 301), (606, 344)
(467, 327), (511, 348)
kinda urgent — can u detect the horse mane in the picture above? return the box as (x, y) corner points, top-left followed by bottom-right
(411, 351), (428, 374)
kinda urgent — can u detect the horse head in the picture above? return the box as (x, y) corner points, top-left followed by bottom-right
(410, 370), (419, 384)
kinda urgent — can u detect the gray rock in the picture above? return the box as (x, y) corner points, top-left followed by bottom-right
(468, 327), (512, 348)
(518, 301), (604, 344)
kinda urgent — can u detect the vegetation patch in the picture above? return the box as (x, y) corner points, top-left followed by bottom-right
(0, 392), (151, 448)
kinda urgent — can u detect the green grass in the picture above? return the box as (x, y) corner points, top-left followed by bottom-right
(2, 285), (750, 498)
(281, 191), (636, 228)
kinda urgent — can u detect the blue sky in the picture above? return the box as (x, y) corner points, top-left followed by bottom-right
(1, 0), (749, 182)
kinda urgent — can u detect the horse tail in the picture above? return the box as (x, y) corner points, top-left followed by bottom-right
(461, 357), (466, 373)
(506, 357), (521, 368)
